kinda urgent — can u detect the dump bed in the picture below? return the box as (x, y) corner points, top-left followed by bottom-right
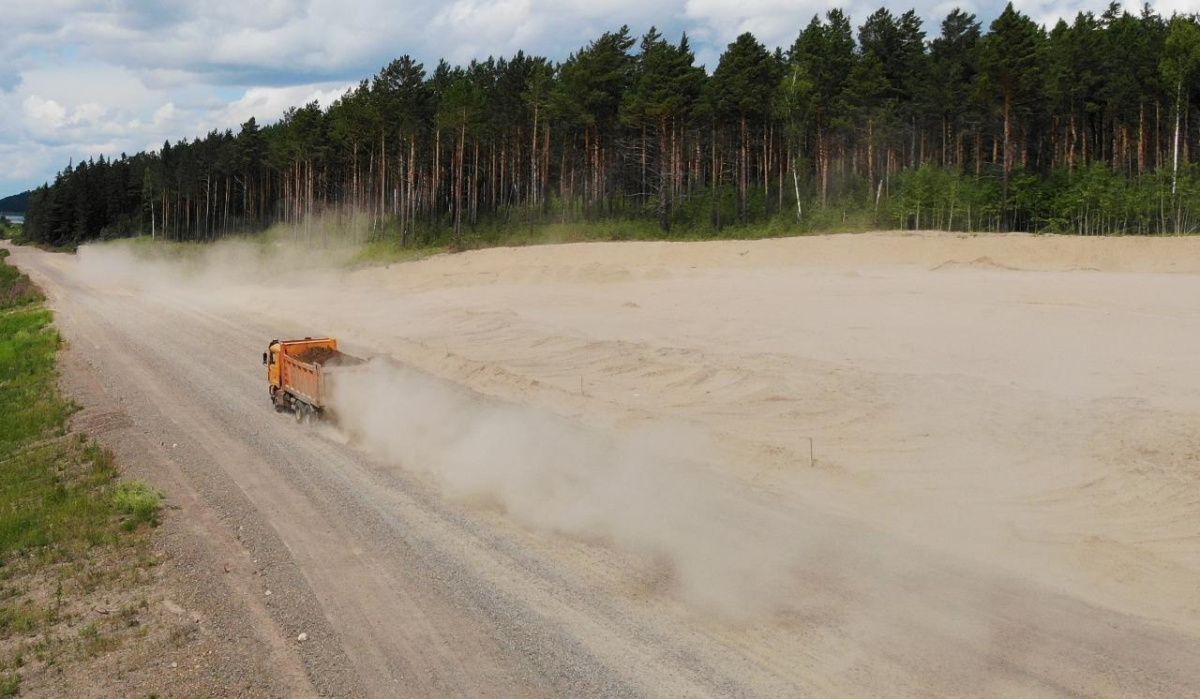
(276, 338), (362, 409)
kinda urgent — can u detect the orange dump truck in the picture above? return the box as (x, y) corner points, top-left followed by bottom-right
(262, 337), (362, 421)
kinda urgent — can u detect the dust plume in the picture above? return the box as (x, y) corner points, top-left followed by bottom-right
(74, 222), (367, 293)
(74, 231), (819, 616)
(328, 359), (805, 617)
(58, 228), (1200, 632)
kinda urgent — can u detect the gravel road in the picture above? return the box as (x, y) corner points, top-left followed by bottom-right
(7, 238), (1200, 697)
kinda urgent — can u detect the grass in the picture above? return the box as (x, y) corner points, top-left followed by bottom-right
(0, 672), (16, 697)
(352, 239), (448, 266)
(0, 249), (163, 692)
(75, 195), (894, 269)
(0, 252), (41, 311)
(112, 483), (162, 531)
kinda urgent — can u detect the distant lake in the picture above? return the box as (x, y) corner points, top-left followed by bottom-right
(0, 212), (23, 225)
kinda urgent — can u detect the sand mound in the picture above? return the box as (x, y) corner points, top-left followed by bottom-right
(931, 255), (1023, 271)
(341, 233), (1200, 295)
(322, 231), (1200, 631)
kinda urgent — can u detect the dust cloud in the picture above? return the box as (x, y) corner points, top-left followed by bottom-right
(74, 223), (364, 292)
(58, 229), (1200, 632)
(329, 359), (805, 617)
(70, 233), (818, 617)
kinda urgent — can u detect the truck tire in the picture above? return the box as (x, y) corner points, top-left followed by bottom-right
(270, 387), (286, 412)
(296, 402), (317, 424)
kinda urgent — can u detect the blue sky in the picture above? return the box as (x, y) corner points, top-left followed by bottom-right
(0, 0), (1191, 198)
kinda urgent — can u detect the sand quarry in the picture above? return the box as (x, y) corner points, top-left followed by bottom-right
(332, 231), (1200, 628)
(11, 230), (1200, 695)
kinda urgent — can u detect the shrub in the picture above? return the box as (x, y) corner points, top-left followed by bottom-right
(112, 482), (162, 530)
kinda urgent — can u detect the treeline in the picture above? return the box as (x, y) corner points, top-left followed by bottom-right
(22, 3), (1200, 247)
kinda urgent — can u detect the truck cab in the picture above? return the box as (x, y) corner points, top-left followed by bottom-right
(263, 339), (282, 391)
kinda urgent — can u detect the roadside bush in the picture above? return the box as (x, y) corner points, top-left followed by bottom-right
(113, 482), (162, 530)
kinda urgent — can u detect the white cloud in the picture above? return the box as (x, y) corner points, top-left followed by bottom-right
(434, 0), (542, 62)
(0, 143), (56, 182)
(214, 83), (354, 128)
(17, 64), (157, 113)
(0, 63), (354, 193)
(73, 102), (107, 124)
(152, 103), (180, 128)
(22, 96), (68, 130)
(685, 0), (824, 47)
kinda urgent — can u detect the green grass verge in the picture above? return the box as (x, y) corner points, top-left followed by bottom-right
(0, 252), (163, 553)
(0, 250), (163, 692)
(0, 251), (40, 311)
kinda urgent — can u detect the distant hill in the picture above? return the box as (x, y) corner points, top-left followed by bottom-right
(0, 190), (31, 213)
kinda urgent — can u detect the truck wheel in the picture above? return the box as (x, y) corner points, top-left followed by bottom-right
(294, 403), (305, 423)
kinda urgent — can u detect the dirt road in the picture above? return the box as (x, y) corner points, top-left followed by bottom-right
(7, 233), (1200, 697)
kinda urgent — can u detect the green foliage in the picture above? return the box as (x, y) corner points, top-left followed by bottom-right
(623, 29), (704, 127)
(553, 27), (636, 130)
(1162, 16), (1200, 97)
(112, 483), (162, 530)
(791, 10), (857, 134)
(884, 163), (1200, 234)
(709, 33), (779, 120)
(979, 4), (1046, 113)
(892, 164), (964, 229)
(0, 254), (42, 310)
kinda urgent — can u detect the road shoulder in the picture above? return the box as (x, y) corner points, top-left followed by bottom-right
(1, 242), (319, 697)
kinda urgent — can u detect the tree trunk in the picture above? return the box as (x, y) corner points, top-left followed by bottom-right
(790, 145), (802, 223)
(1173, 81), (1182, 197)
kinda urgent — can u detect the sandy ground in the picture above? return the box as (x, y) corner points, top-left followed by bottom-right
(7, 231), (1200, 696)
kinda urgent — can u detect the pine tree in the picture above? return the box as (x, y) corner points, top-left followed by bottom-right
(792, 11), (856, 204)
(928, 10), (982, 169)
(623, 28), (703, 228)
(979, 2), (1046, 228)
(710, 33), (779, 221)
